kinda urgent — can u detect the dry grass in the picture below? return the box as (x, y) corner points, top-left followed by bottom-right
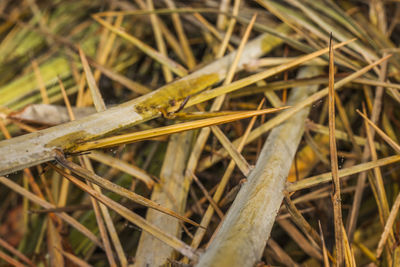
(0, 0), (399, 266)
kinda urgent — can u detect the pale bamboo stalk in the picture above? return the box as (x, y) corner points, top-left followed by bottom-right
(134, 131), (193, 267)
(187, 100), (264, 255)
(195, 66), (322, 267)
(0, 29), (286, 176)
(183, 18), (262, 259)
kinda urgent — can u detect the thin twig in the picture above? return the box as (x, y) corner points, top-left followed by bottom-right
(328, 34), (344, 266)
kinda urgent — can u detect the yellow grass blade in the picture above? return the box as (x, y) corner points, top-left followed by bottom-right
(88, 151), (155, 189)
(286, 155), (400, 192)
(71, 107), (288, 152)
(79, 47), (106, 112)
(186, 38), (356, 107)
(92, 15), (188, 77)
(328, 35), (344, 267)
(50, 164), (198, 260)
(0, 176), (103, 248)
(53, 150), (201, 228)
(356, 109), (400, 154)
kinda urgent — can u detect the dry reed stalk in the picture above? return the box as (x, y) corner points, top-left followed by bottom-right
(195, 66), (322, 267)
(0, 27), (288, 176)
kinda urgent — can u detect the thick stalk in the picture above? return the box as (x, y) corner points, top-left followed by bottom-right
(0, 27), (288, 176)
(195, 66), (322, 267)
